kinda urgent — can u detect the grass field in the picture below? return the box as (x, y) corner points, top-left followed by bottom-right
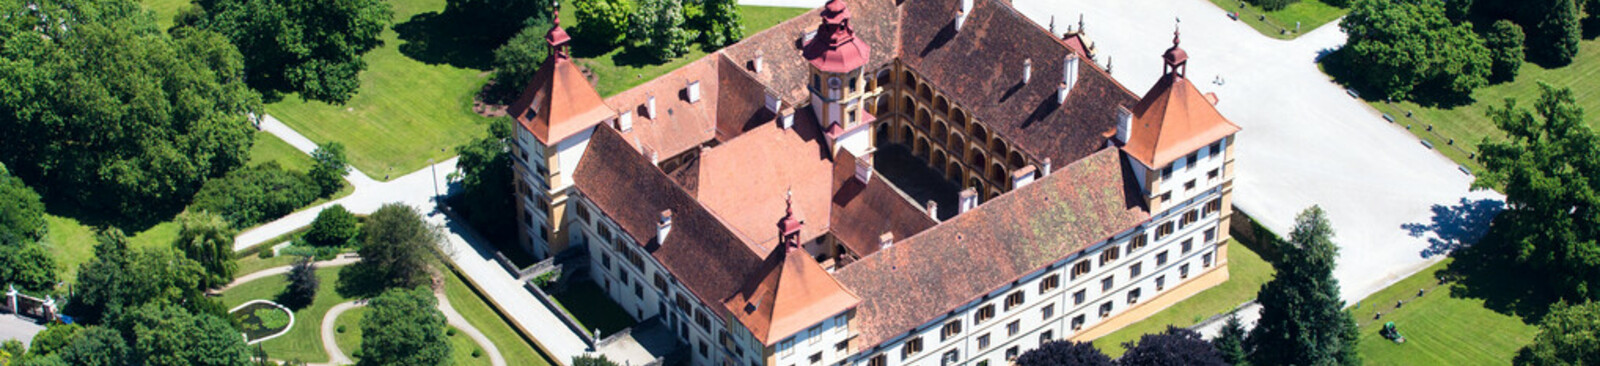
(443, 266), (555, 366)
(248, 132), (315, 172)
(333, 307), (493, 366)
(220, 266), (350, 363)
(1351, 258), (1537, 365)
(1092, 238), (1275, 357)
(1365, 37), (1600, 171)
(142, 0), (186, 29)
(1205, 0), (1346, 40)
(566, 6), (811, 97)
(549, 280), (636, 337)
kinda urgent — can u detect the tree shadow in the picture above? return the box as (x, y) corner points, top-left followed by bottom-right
(1438, 221), (1559, 324)
(608, 45), (674, 68)
(41, 195), (174, 236)
(335, 263), (389, 299)
(394, 11), (500, 70)
(1402, 197), (1505, 258)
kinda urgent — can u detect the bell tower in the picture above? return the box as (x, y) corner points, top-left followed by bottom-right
(802, 0), (876, 157)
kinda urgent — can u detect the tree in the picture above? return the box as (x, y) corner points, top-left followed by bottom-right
(193, 0), (394, 103)
(443, 0), (553, 47)
(175, 211), (237, 289)
(56, 326), (131, 366)
(70, 230), (206, 324)
(573, 0), (632, 46)
(1474, 83), (1600, 301)
(1486, 20), (1526, 82)
(1213, 315), (1251, 365)
(573, 354), (620, 366)
(118, 304), (252, 366)
(1120, 327), (1229, 366)
(308, 142), (349, 197)
(0, 164), (46, 243)
(1340, 0), (1491, 102)
(306, 204), (360, 247)
(188, 163), (321, 227)
(357, 287), (451, 366)
(1013, 340), (1112, 366)
(1249, 206), (1361, 366)
(1528, 0), (1581, 66)
(627, 0), (694, 62)
(490, 23), (552, 100)
(0, 1), (261, 224)
(359, 203), (441, 289)
(280, 257), (320, 309)
(26, 324), (81, 358)
(699, 0), (743, 48)
(452, 118), (516, 241)
(1516, 301), (1600, 364)
(0, 237), (57, 293)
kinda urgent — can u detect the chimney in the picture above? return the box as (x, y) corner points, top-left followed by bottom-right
(779, 107), (796, 130)
(645, 94), (657, 118)
(617, 110), (634, 132)
(1115, 106), (1133, 144)
(925, 200), (939, 220)
(657, 210), (673, 242)
(753, 50), (765, 73)
(1011, 165), (1038, 189)
(879, 232), (894, 250)
(958, 188), (978, 213)
(954, 0), (972, 31)
(854, 158), (873, 183)
(1022, 58), (1033, 84)
(1042, 158), (1052, 175)
(686, 80), (702, 103)
(765, 93), (780, 114)
(1058, 54), (1080, 104)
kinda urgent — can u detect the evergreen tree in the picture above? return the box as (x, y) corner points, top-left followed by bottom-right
(175, 211), (237, 289)
(280, 257), (320, 310)
(1248, 206), (1361, 366)
(628, 0), (694, 62)
(1486, 20), (1526, 82)
(1529, 0), (1582, 65)
(1515, 301), (1600, 364)
(1213, 315), (1250, 365)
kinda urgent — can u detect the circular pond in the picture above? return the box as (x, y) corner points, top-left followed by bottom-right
(230, 300), (294, 344)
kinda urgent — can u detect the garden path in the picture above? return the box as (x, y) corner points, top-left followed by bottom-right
(213, 256), (362, 294)
(320, 300), (364, 366)
(436, 289), (509, 366)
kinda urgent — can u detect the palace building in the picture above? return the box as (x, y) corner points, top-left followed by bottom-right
(504, 0), (1240, 364)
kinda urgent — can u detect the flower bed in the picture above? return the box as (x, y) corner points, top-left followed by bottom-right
(231, 300), (295, 344)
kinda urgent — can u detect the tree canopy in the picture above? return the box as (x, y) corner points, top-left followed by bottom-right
(1, 0), (261, 224)
(359, 203), (441, 289)
(357, 287), (451, 366)
(175, 211), (237, 289)
(698, 0), (743, 48)
(56, 326), (131, 366)
(116, 304), (252, 366)
(192, 0), (393, 103)
(1485, 20), (1526, 82)
(1119, 327), (1229, 366)
(490, 23), (551, 101)
(1340, 0), (1490, 103)
(308, 142), (349, 197)
(573, 0), (632, 47)
(69, 229), (207, 324)
(307, 204), (360, 247)
(1527, 0), (1581, 66)
(1013, 340), (1113, 366)
(452, 118), (517, 243)
(1474, 83), (1600, 301)
(1516, 301), (1600, 364)
(0, 163), (47, 243)
(1248, 206), (1361, 366)
(280, 256), (320, 309)
(628, 0), (694, 62)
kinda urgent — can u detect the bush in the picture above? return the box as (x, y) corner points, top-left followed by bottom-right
(1250, 0), (1301, 11)
(472, 348), (483, 358)
(447, 328), (458, 336)
(573, 0), (631, 46)
(309, 142), (349, 197)
(307, 205), (360, 247)
(259, 248), (275, 259)
(1486, 20), (1526, 81)
(189, 163), (320, 227)
(627, 0), (695, 62)
(338, 325), (347, 333)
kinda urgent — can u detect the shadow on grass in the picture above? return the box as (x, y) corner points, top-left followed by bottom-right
(1438, 218), (1559, 324)
(42, 195), (177, 235)
(1402, 197), (1504, 258)
(336, 263), (390, 300)
(394, 11), (501, 71)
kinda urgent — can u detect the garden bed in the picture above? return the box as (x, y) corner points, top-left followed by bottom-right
(231, 300), (296, 344)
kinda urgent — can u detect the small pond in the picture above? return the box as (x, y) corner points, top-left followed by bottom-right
(232, 301), (292, 343)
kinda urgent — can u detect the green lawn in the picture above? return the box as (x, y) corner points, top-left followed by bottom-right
(1351, 258), (1537, 365)
(1365, 37), (1600, 171)
(248, 132), (315, 172)
(42, 215), (179, 283)
(141, 0), (187, 29)
(1205, 0), (1346, 40)
(220, 266), (352, 363)
(568, 6), (811, 97)
(443, 266), (555, 365)
(235, 253), (303, 278)
(1092, 238), (1275, 357)
(333, 306), (364, 356)
(548, 280), (636, 337)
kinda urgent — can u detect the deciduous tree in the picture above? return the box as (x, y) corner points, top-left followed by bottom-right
(0, 237), (57, 294)
(175, 211), (237, 289)
(357, 287), (450, 366)
(1515, 301), (1600, 364)
(490, 23), (552, 100)
(1340, 0), (1490, 102)
(118, 304), (252, 366)
(56, 326), (130, 366)
(1120, 327), (1229, 366)
(699, 0), (743, 48)
(1013, 340), (1112, 366)
(628, 0), (694, 62)
(1486, 20), (1526, 82)
(306, 204), (360, 247)
(280, 256), (319, 309)
(452, 118), (516, 241)
(1528, 0), (1581, 65)
(193, 0), (392, 103)
(573, 0), (632, 46)
(309, 142), (349, 197)
(70, 230), (207, 324)
(1248, 206), (1361, 366)
(0, 164), (46, 243)
(359, 203), (441, 289)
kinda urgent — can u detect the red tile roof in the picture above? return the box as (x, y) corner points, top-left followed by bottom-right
(506, 21), (614, 146)
(723, 215), (861, 346)
(829, 150), (938, 258)
(691, 113), (837, 253)
(1123, 34), (1239, 168)
(606, 56), (721, 158)
(722, 0), (900, 107)
(803, 0), (873, 73)
(835, 148), (1149, 349)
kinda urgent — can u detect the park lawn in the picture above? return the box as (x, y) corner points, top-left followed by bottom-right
(141, 0), (187, 29)
(220, 266), (352, 363)
(1351, 258), (1537, 365)
(43, 215), (179, 283)
(1092, 239), (1274, 357)
(1205, 0), (1346, 40)
(1366, 37), (1600, 171)
(444, 266), (555, 366)
(264, 0), (494, 179)
(248, 132), (315, 172)
(568, 6), (811, 97)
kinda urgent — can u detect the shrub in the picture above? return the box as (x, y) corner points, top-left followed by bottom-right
(308, 142), (349, 197)
(338, 325), (347, 333)
(307, 205), (360, 247)
(573, 0), (631, 46)
(472, 348), (483, 358)
(189, 163), (319, 227)
(447, 328), (458, 336)
(258, 248), (275, 259)
(1486, 20), (1526, 81)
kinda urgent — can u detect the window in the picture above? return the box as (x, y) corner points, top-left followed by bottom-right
(812, 74), (821, 90)
(941, 349), (960, 366)
(974, 304), (995, 324)
(654, 274), (667, 292)
(1129, 262), (1142, 278)
(941, 321), (962, 341)
(834, 313), (851, 335)
(1041, 303), (1055, 320)
(633, 281), (643, 298)
(1007, 320), (1021, 336)
(1156, 251), (1169, 266)
(1071, 260), (1091, 280)
(1099, 246), (1120, 265)
(780, 338), (795, 357)
(1209, 141), (1222, 156)
(1204, 252), (1215, 268)
(696, 311), (710, 330)
(1099, 302), (1114, 318)
(1101, 277), (1114, 291)
(1004, 292), (1025, 311)
(1127, 288), (1142, 304)
(1186, 152), (1198, 168)
(1073, 290), (1086, 305)
(807, 325), (821, 345)
(1184, 210), (1200, 227)
(836, 340), (850, 352)
(1205, 198), (1223, 216)
(902, 337), (923, 358)
(809, 352), (821, 364)
(1040, 274), (1060, 293)
(868, 354), (886, 366)
(1155, 222), (1175, 240)
(1128, 233), (1148, 253)
(601, 252), (612, 269)
(1005, 346), (1020, 361)
(977, 333), (991, 350)
(598, 225), (613, 243)
(847, 77), (859, 93)
(1071, 315), (1086, 330)
(1161, 166), (1173, 180)
(1184, 179), (1196, 191)
(1180, 264), (1191, 279)
(1208, 168), (1220, 181)
(1205, 226), (1218, 243)
(1182, 239), (1194, 254)
(1156, 275), (1167, 291)
(848, 108), (858, 124)
(1160, 191), (1172, 203)
(1040, 330), (1054, 343)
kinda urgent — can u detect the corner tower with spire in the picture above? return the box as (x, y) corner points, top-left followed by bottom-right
(803, 0), (878, 157)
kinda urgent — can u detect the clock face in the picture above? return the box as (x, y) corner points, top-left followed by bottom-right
(828, 77), (842, 89)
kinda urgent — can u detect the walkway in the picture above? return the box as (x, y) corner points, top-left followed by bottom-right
(321, 301), (363, 366)
(436, 290), (509, 366)
(215, 256), (362, 293)
(0, 315), (45, 347)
